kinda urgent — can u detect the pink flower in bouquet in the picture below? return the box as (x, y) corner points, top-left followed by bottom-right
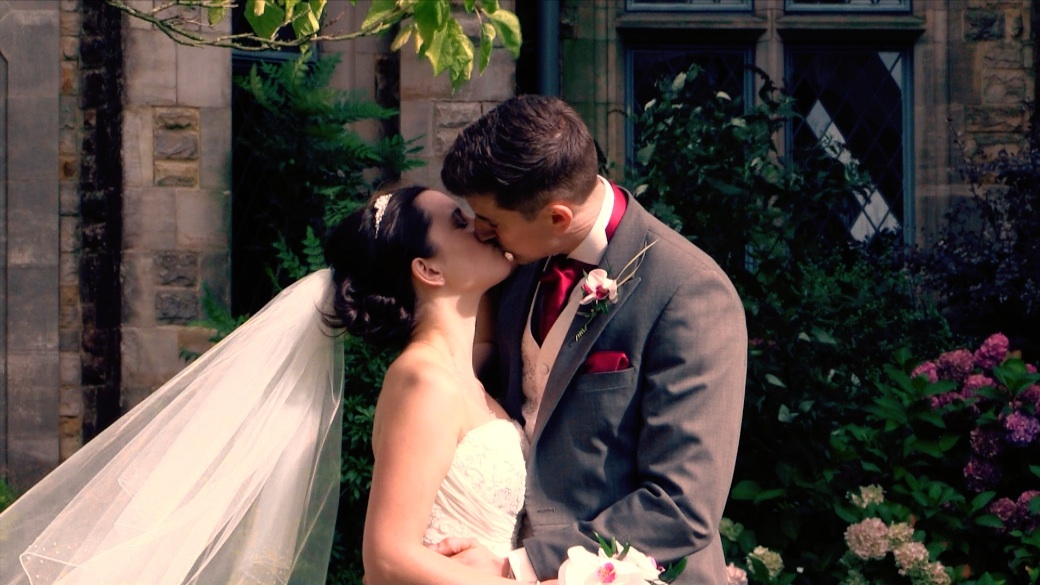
(725, 563), (748, 585)
(973, 333), (1009, 369)
(844, 518), (889, 560)
(920, 562), (952, 585)
(911, 361), (939, 383)
(937, 349), (974, 381)
(929, 391), (960, 410)
(886, 522), (915, 546)
(963, 457), (1002, 492)
(969, 426), (1005, 458)
(1003, 411), (1040, 447)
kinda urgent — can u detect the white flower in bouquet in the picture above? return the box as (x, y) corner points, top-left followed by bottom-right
(558, 535), (678, 585)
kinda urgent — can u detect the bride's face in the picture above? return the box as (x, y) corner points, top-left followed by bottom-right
(415, 190), (515, 292)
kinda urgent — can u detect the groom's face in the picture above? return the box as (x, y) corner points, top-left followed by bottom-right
(462, 194), (556, 265)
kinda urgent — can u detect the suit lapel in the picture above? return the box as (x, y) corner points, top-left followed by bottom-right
(530, 197), (654, 443)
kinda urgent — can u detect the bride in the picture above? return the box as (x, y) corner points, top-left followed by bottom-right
(326, 185), (527, 584)
(0, 185), (529, 584)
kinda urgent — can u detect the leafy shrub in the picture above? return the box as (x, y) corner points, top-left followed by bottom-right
(831, 334), (1040, 583)
(0, 477), (16, 513)
(630, 64), (956, 583)
(913, 131), (1040, 362)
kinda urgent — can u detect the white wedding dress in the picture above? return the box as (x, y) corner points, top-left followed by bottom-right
(422, 418), (528, 558)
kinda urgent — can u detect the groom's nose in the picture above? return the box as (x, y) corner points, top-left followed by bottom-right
(473, 218), (496, 242)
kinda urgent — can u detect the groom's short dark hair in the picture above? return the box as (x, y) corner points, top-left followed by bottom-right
(441, 95), (599, 218)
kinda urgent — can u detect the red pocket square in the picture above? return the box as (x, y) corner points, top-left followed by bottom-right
(581, 351), (630, 374)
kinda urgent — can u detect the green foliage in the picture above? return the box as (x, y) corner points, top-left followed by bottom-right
(629, 64), (957, 583)
(234, 53), (422, 302)
(106, 0), (522, 91)
(0, 477), (17, 513)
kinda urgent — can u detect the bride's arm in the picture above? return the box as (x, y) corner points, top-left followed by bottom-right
(362, 358), (517, 585)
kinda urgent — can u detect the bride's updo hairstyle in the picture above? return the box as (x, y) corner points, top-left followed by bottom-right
(324, 185), (434, 347)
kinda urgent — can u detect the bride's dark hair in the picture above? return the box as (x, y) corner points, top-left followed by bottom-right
(324, 185), (434, 347)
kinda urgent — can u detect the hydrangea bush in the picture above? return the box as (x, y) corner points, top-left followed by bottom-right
(831, 333), (1040, 583)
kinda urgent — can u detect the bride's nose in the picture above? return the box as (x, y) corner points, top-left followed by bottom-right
(473, 218), (496, 242)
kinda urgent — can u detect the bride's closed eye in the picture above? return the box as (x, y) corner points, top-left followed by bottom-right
(451, 208), (470, 229)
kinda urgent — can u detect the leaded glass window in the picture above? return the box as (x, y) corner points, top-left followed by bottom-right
(786, 46), (913, 242)
(626, 0), (752, 12)
(785, 0), (911, 13)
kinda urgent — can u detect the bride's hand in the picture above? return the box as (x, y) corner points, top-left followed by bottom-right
(428, 537), (509, 577)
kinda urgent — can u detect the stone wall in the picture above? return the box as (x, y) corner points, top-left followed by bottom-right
(1, 0), (62, 490)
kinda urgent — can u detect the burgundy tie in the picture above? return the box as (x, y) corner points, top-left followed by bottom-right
(536, 256), (587, 344)
(534, 182), (628, 344)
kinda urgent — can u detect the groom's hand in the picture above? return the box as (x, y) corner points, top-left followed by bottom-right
(429, 537), (509, 577)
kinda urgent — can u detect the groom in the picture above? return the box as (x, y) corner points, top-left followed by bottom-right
(439, 95), (747, 584)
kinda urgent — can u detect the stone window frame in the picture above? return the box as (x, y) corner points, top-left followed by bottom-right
(784, 0), (911, 14)
(625, 0), (753, 12)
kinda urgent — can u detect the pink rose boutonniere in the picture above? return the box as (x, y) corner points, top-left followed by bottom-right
(575, 240), (658, 340)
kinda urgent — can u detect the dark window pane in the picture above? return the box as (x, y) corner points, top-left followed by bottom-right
(785, 0), (911, 13)
(786, 47), (911, 241)
(627, 47), (752, 161)
(627, 0), (752, 11)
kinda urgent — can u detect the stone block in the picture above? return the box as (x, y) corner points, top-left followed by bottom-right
(60, 433), (84, 462)
(60, 215), (80, 253)
(59, 284), (81, 329)
(121, 326), (182, 388)
(121, 250), (158, 326)
(154, 250), (199, 286)
(199, 107), (232, 191)
(435, 126), (464, 156)
(965, 105), (1026, 132)
(156, 290), (200, 324)
(982, 69), (1029, 103)
(178, 326), (218, 361)
(7, 267), (59, 351)
(8, 95), (60, 182)
(60, 35), (78, 60)
(434, 101), (483, 128)
(176, 42), (231, 108)
(175, 189), (229, 248)
(7, 182), (59, 266)
(58, 6), (81, 37)
(154, 129), (200, 160)
(964, 9), (1005, 41)
(123, 187), (177, 251)
(199, 251), (230, 304)
(59, 355), (82, 392)
(124, 107), (155, 188)
(59, 328), (81, 352)
(154, 107), (199, 130)
(154, 160), (200, 187)
(124, 29), (177, 105)
(60, 251), (79, 284)
(60, 95), (81, 129)
(60, 60), (77, 94)
(982, 46), (1025, 68)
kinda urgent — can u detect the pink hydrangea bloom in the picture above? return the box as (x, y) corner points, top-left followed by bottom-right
(973, 333), (1009, 369)
(1017, 490), (1040, 531)
(963, 457), (1002, 493)
(921, 562), (952, 585)
(1003, 412), (1040, 447)
(886, 522), (915, 546)
(937, 349), (974, 381)
(1018, 385), (1040, 412)
(844, 518), (889, 560)
(911, 361), (939, 383)
(969, 426), (1005, 458)
(988, 497), (1019, 532)
(961, 373), (995, 395)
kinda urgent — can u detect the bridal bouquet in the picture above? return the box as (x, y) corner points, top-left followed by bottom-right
(558, 534), (685, 585)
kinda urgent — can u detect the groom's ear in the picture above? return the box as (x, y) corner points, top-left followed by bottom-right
(545, 203), (573, 234)
(411, 257), (445, 287)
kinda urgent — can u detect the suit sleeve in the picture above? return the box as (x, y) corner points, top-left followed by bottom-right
(523, 263), (748, 578)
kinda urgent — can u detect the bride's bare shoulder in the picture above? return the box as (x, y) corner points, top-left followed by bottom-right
(380, 346), (461, 402)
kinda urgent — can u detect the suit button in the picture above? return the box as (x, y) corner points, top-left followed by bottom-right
(540, 364), (550, 374)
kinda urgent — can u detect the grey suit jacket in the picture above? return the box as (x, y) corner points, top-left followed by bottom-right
(494, 193), (747, 584)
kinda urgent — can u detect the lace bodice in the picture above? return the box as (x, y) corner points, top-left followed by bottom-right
(422, 418), (528, 557)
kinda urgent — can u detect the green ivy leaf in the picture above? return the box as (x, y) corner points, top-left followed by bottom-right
(391, 23), (415, 52)
(730, 480), (762, 500)
(245, 0), (287, 40)
(207, 5), (228, 26)
(478, 22), (495, 73)
(361, 0), (400, 32)
(487, 9), (521, 59)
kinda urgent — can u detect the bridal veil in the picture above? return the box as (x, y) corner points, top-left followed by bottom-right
(0, 270), (344, 585)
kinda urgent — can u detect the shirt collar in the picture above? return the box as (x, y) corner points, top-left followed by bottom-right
(568, 175), (614, 266)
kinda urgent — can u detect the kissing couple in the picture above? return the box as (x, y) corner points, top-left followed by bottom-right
(0, 96), (747, 585)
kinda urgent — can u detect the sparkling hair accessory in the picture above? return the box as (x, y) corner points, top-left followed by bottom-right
(372, 193), (393, 237)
